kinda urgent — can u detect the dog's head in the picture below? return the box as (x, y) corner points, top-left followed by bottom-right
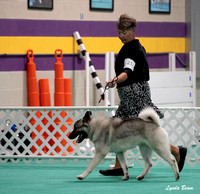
(68, 111), (92, 143)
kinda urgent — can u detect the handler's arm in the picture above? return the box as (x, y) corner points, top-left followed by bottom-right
(108, 72), (128, 88)
(114, 72), (128, 83)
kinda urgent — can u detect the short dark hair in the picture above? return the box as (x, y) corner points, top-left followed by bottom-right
(117, 14), (137, 31)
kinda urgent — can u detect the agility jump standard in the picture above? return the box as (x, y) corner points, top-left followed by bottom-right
(73, 31), (106, 104)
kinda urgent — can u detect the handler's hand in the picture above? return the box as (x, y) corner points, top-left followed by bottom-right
(107, 78), (116, 88)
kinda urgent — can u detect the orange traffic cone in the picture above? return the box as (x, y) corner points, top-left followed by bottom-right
(64, 78), (72, 106)
(39, 79), (51, 106)
(27, 49), (40, 106)
(54, 49), (65, 106)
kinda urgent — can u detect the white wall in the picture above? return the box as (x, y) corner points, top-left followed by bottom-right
(0, 0), (185, 22)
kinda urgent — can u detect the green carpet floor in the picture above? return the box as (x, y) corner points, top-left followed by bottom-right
(0, 160), (199, 194)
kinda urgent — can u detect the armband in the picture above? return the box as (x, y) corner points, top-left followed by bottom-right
(124, 58), (135, 71)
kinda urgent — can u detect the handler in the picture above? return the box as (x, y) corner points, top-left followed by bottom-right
(99, 14), (187, 176)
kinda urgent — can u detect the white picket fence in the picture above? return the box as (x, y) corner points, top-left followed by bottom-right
(0, 107), (199, 166)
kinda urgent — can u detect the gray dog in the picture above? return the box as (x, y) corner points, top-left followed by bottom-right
(68, 108), (179, 181)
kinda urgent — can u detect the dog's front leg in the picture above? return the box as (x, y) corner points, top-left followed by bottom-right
(77, 152), (106, 180)
(116, 152), (129, 180)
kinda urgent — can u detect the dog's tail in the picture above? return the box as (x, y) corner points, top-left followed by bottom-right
(138, 107), (160, 125)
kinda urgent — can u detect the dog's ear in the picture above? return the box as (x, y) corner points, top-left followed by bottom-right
(83, 111), (92, 123)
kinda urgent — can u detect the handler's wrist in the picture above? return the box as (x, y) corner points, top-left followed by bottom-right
(114, 76), (118, 83)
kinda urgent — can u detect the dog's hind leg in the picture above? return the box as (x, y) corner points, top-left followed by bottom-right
(77, 152), (107, 180)
(137, 143), (153, 181)
(116, 152), (129, 180)
(150, 129), (179, 181)
(153, 145), (179, 181)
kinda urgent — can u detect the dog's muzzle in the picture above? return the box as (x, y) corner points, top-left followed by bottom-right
(76, 131), (88, 143)
(68, 130), (88, 143)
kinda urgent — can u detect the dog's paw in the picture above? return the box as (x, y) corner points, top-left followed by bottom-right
(136, 175), (144, 181)
(77, 175), (84, 180)
(122, 176), (129, 181)
(175, 173), (180, 181)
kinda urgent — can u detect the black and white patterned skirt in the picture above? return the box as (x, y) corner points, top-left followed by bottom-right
(115, 81), (164, 119)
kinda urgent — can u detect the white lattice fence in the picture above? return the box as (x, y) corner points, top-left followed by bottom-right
(0, 107), (200, 166)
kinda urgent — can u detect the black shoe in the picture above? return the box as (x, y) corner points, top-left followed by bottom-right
(178, 146), (187, 172)
(99, 168), (124, 176)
